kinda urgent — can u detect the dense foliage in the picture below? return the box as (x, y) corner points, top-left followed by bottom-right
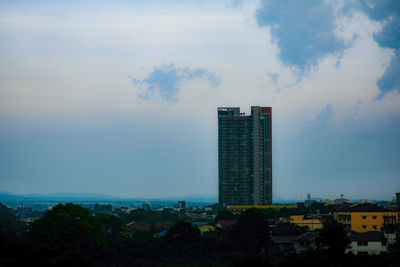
(0, 203), (26, 232)
(0, 202), (399, 266)
(215, 209), (237, 221)
(230, 208), (270, 255)
(30, 203), (105, 251)
(316, 218), (351, 255)
(118, 208), (185, 224)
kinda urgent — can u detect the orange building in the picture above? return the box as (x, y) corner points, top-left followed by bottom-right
(334, 204), (399, 233)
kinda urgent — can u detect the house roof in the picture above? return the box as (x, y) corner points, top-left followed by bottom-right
(192, 222), (208, 227)
(153, 230), (168, 237)
(333, 204), (388, 212)
(125, 222), (151, 232)
(349, 204), (386, 212)
(330, 203), (353, 212)
(199, 225), (216, 230)
(294, 232), (319, 241)
(155, 221), (174, 229)
(271, 236), (297, 243)
(350, 231), (385, 242)
(217, 220), (237, 227)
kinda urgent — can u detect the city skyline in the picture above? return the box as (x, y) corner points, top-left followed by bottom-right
(0, 0), (399, 200)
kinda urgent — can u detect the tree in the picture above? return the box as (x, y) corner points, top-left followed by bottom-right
(97, 214), (123, 234)
(214, 209), (236, 221)
(164, 222), (200, 243)
(316, 218), (350, 256)
(0, 202), (26, 232)
(387, 231), (400, 266)
(30, 203), (105, 252)
(230, 208), (270, 255)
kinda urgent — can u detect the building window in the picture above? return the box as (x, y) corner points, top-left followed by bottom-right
(357, 241), (368, 246)
(372, 216), (377, 219)
(372, 225), (377, 230)
(362, 216), (367, 219)
(362, 225), (367, 229)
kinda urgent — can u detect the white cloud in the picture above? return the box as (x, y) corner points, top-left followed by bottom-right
(0, 0), (398, 133)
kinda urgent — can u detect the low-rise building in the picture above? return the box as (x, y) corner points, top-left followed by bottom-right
(272, 232), (319, 254)
(227, 205), (295, 214)
(288, 215), (325, 231)
(271, 236), (296, 253)
(293, 232), (319, 253)
(347, 231), (388, 255)
(198, 225), (216, 234)
(334, 204), (399, 233)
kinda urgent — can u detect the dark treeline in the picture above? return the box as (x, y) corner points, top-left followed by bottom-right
(0, 202), (399, 266)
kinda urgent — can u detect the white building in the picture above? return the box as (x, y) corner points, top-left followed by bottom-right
(347, 231), (388, 255)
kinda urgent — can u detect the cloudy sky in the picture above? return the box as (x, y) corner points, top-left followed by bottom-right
(0, 0), (399, 200)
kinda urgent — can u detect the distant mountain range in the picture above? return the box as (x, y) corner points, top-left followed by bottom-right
(0, 192), (384, 204)
(0, 192), (218, 203)
(0, 191), (119, 202)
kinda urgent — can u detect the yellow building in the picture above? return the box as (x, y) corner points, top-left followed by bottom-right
(334, 204), (399, 233)
(288, 215), (325, 231)
(227, 204), (295, 213)
(198, 225), (216, 234)
(335, 211), (351, 230)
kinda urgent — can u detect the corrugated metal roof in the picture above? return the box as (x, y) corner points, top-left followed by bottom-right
(294, 232), (319, 241)
(271, 236), (297, 243)
(350, 231), (385, 242)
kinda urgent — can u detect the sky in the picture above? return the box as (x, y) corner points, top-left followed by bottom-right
(0, 0), (399, 200)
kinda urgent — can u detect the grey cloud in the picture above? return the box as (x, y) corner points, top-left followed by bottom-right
(256, 0), (348, 71)
(359, 0), (400, 97)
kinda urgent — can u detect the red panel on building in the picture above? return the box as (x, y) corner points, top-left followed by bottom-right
(260, 107), (271, 115)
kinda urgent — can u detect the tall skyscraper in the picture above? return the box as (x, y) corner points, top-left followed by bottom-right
(218, 106), (272, 206)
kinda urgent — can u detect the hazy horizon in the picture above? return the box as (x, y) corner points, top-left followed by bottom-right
(1, 190), (396, 202)
(1, 0), (399, 200)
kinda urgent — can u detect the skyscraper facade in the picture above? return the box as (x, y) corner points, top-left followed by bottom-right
(218, 106), (272, 206)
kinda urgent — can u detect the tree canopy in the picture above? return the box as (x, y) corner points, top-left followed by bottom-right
(316, 218), (350, 256)
(30, 203), (105, 251)
(0, 202), (26, 232)
(164, 221), (200, 243)
(214, 209), (237, 221)
(230, 208), (270, 254)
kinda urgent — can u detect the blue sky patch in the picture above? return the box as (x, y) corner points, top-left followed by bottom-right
(267, 72), (279, 84)
(132, 64), (220, 102)
(377, 52), (400, 98)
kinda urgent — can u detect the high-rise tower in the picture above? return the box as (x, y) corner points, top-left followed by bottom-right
(218, 106), (272, 206)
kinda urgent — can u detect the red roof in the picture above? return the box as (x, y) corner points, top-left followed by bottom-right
(155, 221), (174, 230)
(217, 220), (237, 228)
(125, 222), (151, 232)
